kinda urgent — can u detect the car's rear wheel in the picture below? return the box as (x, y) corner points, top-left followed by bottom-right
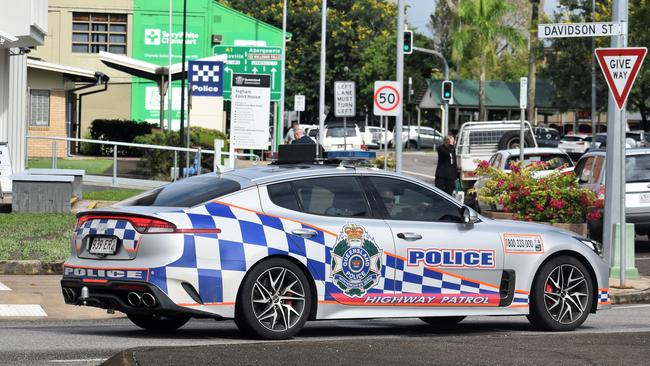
(127, 314), (189, 332)
(419, 316), (466, 327)
(405, 140), (418, 149)
(527, 256), (593, 331)
(235, 258), (312, 340)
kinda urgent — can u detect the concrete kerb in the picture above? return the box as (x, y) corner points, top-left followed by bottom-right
(1, 262), (650, 304)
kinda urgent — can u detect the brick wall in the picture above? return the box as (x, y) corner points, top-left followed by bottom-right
(28, 90), (68, 158)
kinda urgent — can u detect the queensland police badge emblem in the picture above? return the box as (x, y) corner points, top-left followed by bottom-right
(331, 224), (382, 298)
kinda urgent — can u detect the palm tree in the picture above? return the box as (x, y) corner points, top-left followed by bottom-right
(451, 0), (524, 120)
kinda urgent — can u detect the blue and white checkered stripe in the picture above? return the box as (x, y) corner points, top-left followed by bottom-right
(598, 289), (609, 304)
(153, 202), (503, 308)
(75, 219), (139, 253)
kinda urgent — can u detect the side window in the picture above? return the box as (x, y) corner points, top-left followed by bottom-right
(292, 177), (370, 217)
(591, 156), (605, 184)
(574, 156), (595, 184)
(368, 176), (462, 222)
(267, 182), (301, 212)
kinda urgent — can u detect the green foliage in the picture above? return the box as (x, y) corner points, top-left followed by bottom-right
(84, 189), (145, 202)
(372, 153), (396, 169)
(27, 158), (114, 175)
(472, 160), (603, 223)
(0, 213), (76, 261)
(134, 127), (229, 180)
(84, 119), (155, 157)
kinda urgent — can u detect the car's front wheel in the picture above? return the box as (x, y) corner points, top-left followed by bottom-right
(527, 256), (594, 331)
(127, 314), (189, 332)
(235, 258), (312, 340)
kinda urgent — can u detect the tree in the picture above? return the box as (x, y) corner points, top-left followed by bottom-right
(629, 0), (650, 129)
(450, 0), (524, 120)
(428, 0), (456, 63)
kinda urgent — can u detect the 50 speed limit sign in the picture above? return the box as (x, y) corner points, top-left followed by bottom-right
(373, 81), (402, 116)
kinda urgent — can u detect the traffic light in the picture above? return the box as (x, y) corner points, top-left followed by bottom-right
(403, 31), (413, 54)
(442, 80), (453, 101)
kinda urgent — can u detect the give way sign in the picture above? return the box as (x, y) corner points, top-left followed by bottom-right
(373, 81), (402, 116)
(595, 47), (647, 110)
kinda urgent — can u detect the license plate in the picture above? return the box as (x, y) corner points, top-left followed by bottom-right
(88, 237), (118, 255)
(640, 194), (650, 204)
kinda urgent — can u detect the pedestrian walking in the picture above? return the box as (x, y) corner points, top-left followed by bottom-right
(435, 135), (458, 196)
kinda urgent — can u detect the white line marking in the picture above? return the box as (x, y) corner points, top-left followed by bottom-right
(634, 257), (650, 260)
(49, 359), (107, 364)
(0, 282), (11, 291)
(0, 304), (47, 317)
(402, 170), (436, 180)
(612, 304), (650, 310)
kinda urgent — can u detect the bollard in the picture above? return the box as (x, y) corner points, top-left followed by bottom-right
(611, 223), (640, 281)
(173, 150), (178, 181)
(51, 141), (57, 169)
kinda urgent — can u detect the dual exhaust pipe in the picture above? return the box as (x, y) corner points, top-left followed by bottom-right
(127, 292), (157, 308)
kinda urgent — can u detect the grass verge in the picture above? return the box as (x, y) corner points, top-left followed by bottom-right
(0, 213), (76, 261)
(84, 189), (145, 202)
(28, 158), (114, 175)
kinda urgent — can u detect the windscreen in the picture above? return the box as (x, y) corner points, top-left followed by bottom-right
(119, 174), (241, 207)
(326, 127), (357, 137)
(626, 154), (650, 183)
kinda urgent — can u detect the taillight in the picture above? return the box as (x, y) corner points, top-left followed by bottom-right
(76, 215), (221, 234)
(361, 144), (368, 151)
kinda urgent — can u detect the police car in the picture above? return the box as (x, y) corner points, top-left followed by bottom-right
(61, 147), (610, 340)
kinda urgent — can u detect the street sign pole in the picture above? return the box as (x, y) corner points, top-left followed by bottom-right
(383, 116), (388, 170)
(319, 0), (327, 146)
(519, 77), (528, 163)
(278, 0), (288, 153)
(395, 0), (405, 173)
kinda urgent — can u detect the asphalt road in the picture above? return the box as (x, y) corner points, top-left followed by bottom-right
(2, 305), (650, 365)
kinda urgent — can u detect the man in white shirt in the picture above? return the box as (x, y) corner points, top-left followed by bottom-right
(284, 122), (299, 144)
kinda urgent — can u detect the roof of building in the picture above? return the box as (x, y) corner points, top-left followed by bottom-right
(419, 79), (556, 111)
(27, 59), (100, 83)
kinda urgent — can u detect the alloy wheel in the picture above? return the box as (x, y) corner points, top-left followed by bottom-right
(543, 264), (589, 324)
(251, 267), (306, 332)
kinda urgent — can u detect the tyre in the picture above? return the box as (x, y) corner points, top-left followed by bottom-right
(235, 258), (312, 340)
(527, 256), (594, 331)
(419, 316), (466, 327)
(498, 131), (535, 150)
(127, 314), (189, 332)
(405, 140), (418, 149)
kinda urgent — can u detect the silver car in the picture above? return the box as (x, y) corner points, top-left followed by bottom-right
(61, 156), (610, 339)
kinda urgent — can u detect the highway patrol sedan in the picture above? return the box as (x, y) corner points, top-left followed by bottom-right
(61, 163), (610, 339)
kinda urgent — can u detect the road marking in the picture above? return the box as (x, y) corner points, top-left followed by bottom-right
(402, 170), (436, 180)
(634, 257), (650, 260)
(49, 359), (107, 364)
(612, 304), (650, 310)
(0, 282), (11, 291)
(0, 304), (47, 317)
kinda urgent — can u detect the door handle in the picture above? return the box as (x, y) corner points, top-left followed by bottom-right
(291, 228), (318, 238)
(397, 232), (422, 241)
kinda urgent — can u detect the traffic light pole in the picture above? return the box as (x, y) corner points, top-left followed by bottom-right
(413, 46), (449, 136)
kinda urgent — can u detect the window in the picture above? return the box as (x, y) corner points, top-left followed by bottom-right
(574, 156), (595, 184)
(29, 90), (50, 127)
(72, 13), (127, 54)
(505, 154), (573, 170)
(626, 155), (650, 183)
(269, 177), (370, 217)
(119, 174), (240, 207)
(368, 176), (462, 222)
(326, 127), (357, 137)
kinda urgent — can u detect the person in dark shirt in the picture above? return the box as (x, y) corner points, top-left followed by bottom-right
(435, 135), (459, 195)
(291, 129), (315, 144)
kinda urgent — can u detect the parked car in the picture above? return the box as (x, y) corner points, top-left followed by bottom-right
(588, 133), (608, 149)
(362, 126), (393, 149)
(533, 127), (561, 147)
(574, 148), (650, 241)
(455, 121), (537, 189)
(391, 126), (443, 149)
(626, 130), (647, 148)
(60, 148), (610, 339)
(321, 123), (367, 151)
(558, 134), (590, 158)
(474, 147), (574, 212)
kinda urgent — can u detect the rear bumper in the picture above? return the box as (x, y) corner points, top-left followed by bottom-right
(60, 279), (220, 319)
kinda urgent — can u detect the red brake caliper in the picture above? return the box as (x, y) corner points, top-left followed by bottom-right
(545, 283), (554, 304)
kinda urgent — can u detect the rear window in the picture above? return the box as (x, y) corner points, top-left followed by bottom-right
(626, 154), (650, 182)
(119, 174), (241, 207)
(326, 127), (357, 137)
(561, 136), (585, 142)
(505, 154), (573, 169)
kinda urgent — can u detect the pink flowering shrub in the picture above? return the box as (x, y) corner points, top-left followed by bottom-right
(472, 160), (602, 224)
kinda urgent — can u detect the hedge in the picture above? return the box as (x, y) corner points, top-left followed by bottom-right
(81, 119), (155, 157)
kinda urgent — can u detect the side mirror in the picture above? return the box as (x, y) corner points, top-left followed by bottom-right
(460, 206), (480, 224)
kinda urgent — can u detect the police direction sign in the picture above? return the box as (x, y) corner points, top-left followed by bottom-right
(373, 81), (401, 116)
(538, 22), (626, 39)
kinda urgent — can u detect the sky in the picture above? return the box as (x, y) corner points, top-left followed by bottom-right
(406, 0), (562, 36)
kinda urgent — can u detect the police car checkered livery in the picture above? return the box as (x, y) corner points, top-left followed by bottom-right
(61, 154), (610, 339)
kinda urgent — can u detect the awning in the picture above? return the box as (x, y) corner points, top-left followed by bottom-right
(98, 51), (226, 81)
(27, 58), (106, 83)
